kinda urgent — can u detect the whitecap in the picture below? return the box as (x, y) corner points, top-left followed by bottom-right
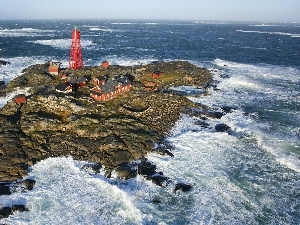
(28, 39), (96, 50)
(236, 29), (300, 38)
(0, 56), (51, 84)
(0, 28), (54, 37)
(89, 27), (115, 32)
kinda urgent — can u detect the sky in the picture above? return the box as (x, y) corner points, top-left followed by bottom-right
(0, 0), (299, 22)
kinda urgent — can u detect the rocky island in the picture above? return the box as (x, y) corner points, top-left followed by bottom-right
(0, 61), (217, 186)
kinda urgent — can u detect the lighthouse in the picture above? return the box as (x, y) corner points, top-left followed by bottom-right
(69, 25), (83, 69)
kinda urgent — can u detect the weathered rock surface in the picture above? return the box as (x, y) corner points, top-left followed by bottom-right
(0, 61), (213, 182)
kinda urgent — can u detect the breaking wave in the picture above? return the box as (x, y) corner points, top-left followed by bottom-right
(28, 39), (96, 50)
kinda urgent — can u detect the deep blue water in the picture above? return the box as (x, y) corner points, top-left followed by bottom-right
(0, 20), (299, 225)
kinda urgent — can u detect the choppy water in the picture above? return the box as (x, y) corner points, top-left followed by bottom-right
(0, 20), (299, 224)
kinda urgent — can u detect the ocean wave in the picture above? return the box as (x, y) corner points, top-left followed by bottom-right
(198, 58), (300, 172)
(0, 56), (53, 84)
(0, 157), (143, 225)
(236, 29), (300, 38)
(250, 24), (282, 27)
(110, 22), (136, 25)
(89, 27), (115, 32)
(0, 28), (54, 37)
(28, 39), (96, 50)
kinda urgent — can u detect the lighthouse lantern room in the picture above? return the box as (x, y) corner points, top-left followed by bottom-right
(69, 25), (83, 69)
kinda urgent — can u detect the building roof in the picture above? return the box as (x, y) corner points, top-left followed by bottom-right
(55, 83), (71, 92)
(114, 75), (131, 86)
(100, 79), (117, 93)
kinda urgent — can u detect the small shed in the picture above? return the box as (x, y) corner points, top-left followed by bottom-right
(14, 94), (27, 105)
(142, 81), (157, 91)
(49, 61), (61, 75)
(55, 83), (72, 93)
(101, 61), (110, 69)
(152, 71), (163, 79)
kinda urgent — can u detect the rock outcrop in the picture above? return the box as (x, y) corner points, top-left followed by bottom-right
(0, 61), (212, 181)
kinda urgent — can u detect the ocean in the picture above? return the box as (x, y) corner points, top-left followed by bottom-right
(0, 19), (299, 224)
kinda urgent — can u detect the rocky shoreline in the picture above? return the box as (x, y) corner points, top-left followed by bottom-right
(0, 60), (235, 218)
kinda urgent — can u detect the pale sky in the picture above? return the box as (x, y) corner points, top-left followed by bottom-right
(0, 0), (299, 22)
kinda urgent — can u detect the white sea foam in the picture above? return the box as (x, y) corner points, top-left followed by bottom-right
(251, 24), (282, 27)
(28, 39), (96, 50)
(213, 58), (300, 83)
(0, 28), (54, 37)
(236, 29), (300, 38)
(147, 117), (260, 224)
(197, 58), (300, 172)
(89, 27), (115, 32)
(0, 157), (143, 225)
(110, 22), (137, 25)
(0, 56), (50, 84)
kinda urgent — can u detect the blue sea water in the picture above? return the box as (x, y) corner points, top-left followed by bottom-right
(0, 20), (299, 224)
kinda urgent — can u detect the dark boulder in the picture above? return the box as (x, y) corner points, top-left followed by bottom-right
(152, 195), (162, 204)
(194, 120), (210, 128)
(174, 183), (192, 192)
(0, 81), (5, 86)
(0, 206), (12, 219)
(138, 159), (157, 176)
(0, 205), (27, 219)
(116, 163), (137, 179)
(215, 123), (231, 132)
(0, 182), (11, 195)
(82, 163), (102, 174)
(219, 74), (230, 78)
(153, 148), (174, 157)
(0, 179), (36, 195)
(22, 179), (36, 191)
(164, 149), (174, 157)
(0, 60), (10, 66)
(205, 110), (225, 119)
(149, 173), (170, 187)
(221, 106), (236, 114)
(12, 205), (27, 212)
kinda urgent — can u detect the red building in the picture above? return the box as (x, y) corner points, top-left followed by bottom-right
(90, 75), (132, 101)
(152, 71), (163, 79)
(48, 61), (60, 75)
(14, 94), (27, 105)
(101, 61), (110, 69)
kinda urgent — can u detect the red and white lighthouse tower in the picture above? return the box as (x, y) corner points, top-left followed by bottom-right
(69, 25), (83, 69)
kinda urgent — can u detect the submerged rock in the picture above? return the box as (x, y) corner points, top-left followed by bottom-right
(81, 163), (102, 174)
(215, 123), (231, 132)
(174, 183), (192, 192)
(149, 173), (170, 187)
(0, 182), (11, 195)
(0, 205), (27, 219)
(0, 178), (36, 195)
(0, 60), (10, 66)
(116, 162), (137, 179)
